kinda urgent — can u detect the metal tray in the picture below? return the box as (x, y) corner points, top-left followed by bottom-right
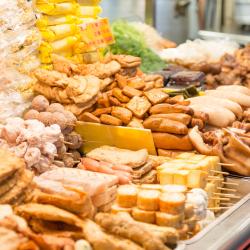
(176, 186), (250, 250)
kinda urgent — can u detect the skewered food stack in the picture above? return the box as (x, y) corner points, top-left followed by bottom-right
(23, 95), (83, 170)
(111, 184), (210, 239)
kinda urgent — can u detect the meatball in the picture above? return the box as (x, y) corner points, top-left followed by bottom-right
(31, 95), (49, 112)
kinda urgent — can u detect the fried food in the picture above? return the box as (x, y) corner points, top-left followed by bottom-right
(80, 112), (100, 123)
(87, 146), (148, 168)
(78, 61), (121, 79)
(92, 107), (112, 117)
(15, 203), (84, 229)
(100, 114), (123, 126)
(144, 89), (168, 105)
(111, 107), (133, 124)
(126, 96), (151, 118)
(111, 55), (141, 68)
(112, 88), (130, 103)
(0, 149), (25, 182)
(95, 213), (170, 250)
(0, 170), (33, 205)
(122, 86), (143, 98)
(0, 169), (20, 197)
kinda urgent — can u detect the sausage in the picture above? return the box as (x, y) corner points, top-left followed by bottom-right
(205, 90), (250, 107)
(190, 104), (235, 127)
(189, 96), (243, 119)
(149, 113), (191, 125)
(217, 85), (250, 96)
(150, 103), (193, 115)
(143, 117), (188, 135)
(152, 133), (193, 151)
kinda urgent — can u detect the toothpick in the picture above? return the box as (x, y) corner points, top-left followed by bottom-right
(222, 181), (239, 186)
(210, 170), (229, 175)
(217, 187), (236, 192)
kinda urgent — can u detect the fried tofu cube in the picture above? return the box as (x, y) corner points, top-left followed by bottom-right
(174, 170), (189, 185)
(126, 96), (151, 118)
(187, 170), (208, 189)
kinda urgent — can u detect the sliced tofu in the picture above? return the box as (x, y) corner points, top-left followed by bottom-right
(132, 207), (156, 224)
(187, 170), (208, 189)
(174, 170), (189, 186)
(137, 189), (160, 211)
(159, 192), (186, 214)
(156, 212), (184, 228)
(161, 184), (187, 194)
(117, 185), (138, 208)
(158, 169), (176, 185)
(111, 203), (132, 214)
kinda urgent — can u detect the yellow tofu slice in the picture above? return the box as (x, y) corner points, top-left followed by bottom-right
(158, 169), (176, 185)
(187, 170), (208, 189)
(174, 170), (189, 186)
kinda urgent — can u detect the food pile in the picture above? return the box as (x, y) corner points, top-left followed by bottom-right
(80, 146), (156, 185)
(0, 0), (40, 123)
(0, 94), (83, 174)
(35, 0), (113, 67)
(205, 45), (250, 88)
(112, 184), (209, 240)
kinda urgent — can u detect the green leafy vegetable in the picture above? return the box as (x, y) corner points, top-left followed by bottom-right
(108, 20), (166, 73)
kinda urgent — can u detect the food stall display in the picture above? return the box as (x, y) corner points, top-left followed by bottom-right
(35, 0), (114, 67)
(0, 1), (249, 250)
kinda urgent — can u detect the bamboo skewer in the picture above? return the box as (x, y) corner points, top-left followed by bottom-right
(213, 193), (240, 199)
(222, 181), (239, 186)
(64, 141), (74, 146)
(211, 197), (230, 201)
(220, 202), (234, 206)
(210, 170), (229, 175)
(218, 163), (235, 167)
(217, 187), (236, 192)
(209, 207), (231, 210)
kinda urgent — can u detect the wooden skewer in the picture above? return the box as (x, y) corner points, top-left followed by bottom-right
(220, 202), (234, 206)
(209, 207), (231, 210)
(211, 197), (230, 201)
(54, 160), (63, 164)
(218, 163), (236, 167)
(64, 141), (74, 146)
(210, 170), (229, 175)
(65, 152), (73, 156)
(73, 161), (80, 164)
(222, 181), (239, 186)
(213, 193), (240, 199)
(217, 187), (236, 192)
(208, 176), (224, 181)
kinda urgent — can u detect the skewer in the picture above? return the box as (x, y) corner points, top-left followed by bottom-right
(208, 207), (231, 210)
(213, 193), (240, 199)
(222, 181), (239, 186)
(218, 163), (235, 167)
(211, 197), (230, 201)
(210, 170), (229, 175)
(208, 176), (224, 181)
(73, 161), (80, 164)
(54, 160), (63, 164)
(63, 141), (74, 146)
(217, 187), (236, 192)
(220, 202), (234, 206)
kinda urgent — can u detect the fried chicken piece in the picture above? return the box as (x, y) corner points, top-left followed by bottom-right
(52, 54), (78, 77)
(78, 61), (121, 79)
(111, 55), (141, 68)
(34, 69), (71, 88)
(95, 213), (170, 250)
(15, 204), (84, 229)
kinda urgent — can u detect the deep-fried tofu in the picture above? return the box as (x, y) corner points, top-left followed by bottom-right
(126, 96), (151, 118)
(144, 89), (168, 105)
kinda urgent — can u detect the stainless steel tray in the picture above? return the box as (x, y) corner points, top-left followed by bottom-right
(176, 193), (250, 250)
